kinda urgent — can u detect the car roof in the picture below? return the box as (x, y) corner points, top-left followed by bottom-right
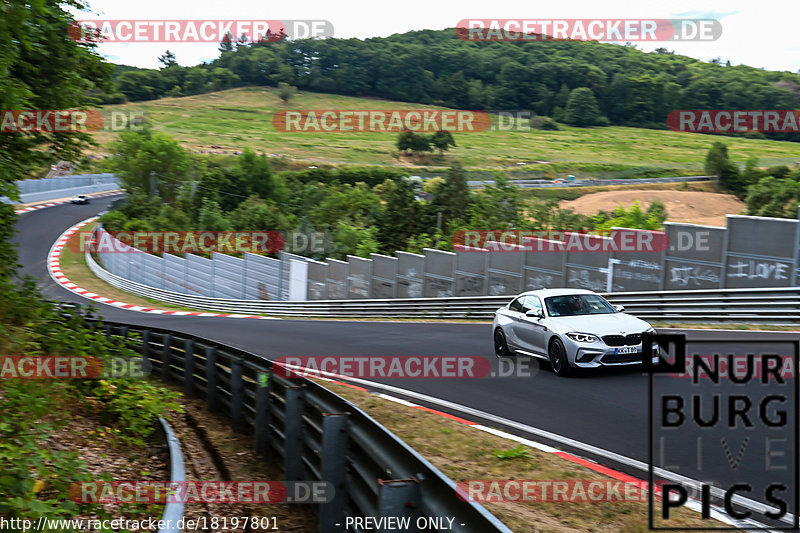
(517, 288), (597, 298)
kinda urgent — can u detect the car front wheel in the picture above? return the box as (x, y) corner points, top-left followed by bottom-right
(548, 338), (573, 377)
(494, 328), (513, 358)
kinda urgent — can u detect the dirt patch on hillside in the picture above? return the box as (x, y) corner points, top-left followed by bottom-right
(560, 190), (745, 227)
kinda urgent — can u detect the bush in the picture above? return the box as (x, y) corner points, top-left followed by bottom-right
(98, 210), (128, 231)
(94, 380), (183, 446)
(767, 165), (791, 179)
(530, 116), (560, 130)
(96, 92), (128, 104)
(0, 278), (182, 522)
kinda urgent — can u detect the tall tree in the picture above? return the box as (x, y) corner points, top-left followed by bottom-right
(431, 161), (471, 224)
(430, 131), (456, 154)
(376, 179), (421, 252)
(158, 50), (178, 68)
(0, 0), (111, 275)
(704, 142), (744, 196)
(565, 88), (607, 126)
(111, 129), (190, 202)
(218, 32), (235, 53)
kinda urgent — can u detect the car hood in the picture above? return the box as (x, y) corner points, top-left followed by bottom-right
(546, 313), (651, 335)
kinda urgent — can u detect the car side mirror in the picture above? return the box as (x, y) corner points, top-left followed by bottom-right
(525, 309), (543, 318)
(614, 305), (625, 312)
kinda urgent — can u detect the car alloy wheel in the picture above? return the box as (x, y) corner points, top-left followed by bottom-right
(494, 328), (512, 358)
(548, 338), (573, 376)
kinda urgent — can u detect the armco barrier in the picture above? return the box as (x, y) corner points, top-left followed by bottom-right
(1, 174), (120, 204)
(157, 417), (185, 533)
(85, 248), (800, 322)
(93, 320), (512, 533)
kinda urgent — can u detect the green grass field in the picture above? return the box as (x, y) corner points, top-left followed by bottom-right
(92, 87), (800, 172)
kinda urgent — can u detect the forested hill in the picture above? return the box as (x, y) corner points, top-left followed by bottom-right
(110, 29), (800, 137)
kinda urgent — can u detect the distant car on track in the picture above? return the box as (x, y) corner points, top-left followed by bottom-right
(492, 288), (657, 376)
(70, 194), (90, 204)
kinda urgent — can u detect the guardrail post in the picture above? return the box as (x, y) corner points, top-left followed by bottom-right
(161, 334), (173, 382)
(377, 479), (420, 528)
(141, 329), (150, 360)
(284, 385), (305, 481)
(319, 413), (349, 533)
(230, 360), (245, 432)
(205, 346), (220, 412)
(254, 371), (272, 454)
(183, 339), (195, 394)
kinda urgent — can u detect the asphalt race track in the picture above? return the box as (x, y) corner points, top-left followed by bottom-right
(13, 198), (800, 526)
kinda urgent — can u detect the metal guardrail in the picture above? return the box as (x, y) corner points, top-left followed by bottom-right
(467, 175), (713, 189)
(1, 174), (120, 205)
(85, 250), (800, 323)
(157, 417), (185, 533)
(93, 320), (512, 533)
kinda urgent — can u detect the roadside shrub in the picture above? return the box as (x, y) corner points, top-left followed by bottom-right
(530, 115), (560, 130)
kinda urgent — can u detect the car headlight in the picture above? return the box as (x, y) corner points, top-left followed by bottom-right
(644, 327), (655, 334)
(566, 332), (600, 343)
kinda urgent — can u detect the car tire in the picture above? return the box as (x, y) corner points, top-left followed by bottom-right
(494, 328), (513, 358)
(548, 338), (573, 377)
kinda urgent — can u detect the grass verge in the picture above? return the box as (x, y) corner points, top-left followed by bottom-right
(58, 221), (211, 314)
(316, 379), (738, 532)
(90, 87), (800, 170)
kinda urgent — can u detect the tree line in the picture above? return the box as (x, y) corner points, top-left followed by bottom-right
(705, 142), (800, 218)
(99, 29), (800, 139)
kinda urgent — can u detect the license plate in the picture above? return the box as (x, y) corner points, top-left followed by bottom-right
(615, 345), (641, 355)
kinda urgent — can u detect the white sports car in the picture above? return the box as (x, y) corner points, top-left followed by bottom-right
(70, 194), (90, 204)
(492, 288), (657, 376)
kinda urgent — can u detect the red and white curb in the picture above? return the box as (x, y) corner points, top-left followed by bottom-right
(13, 190), (123, 215)
(47, 217), (278, 320)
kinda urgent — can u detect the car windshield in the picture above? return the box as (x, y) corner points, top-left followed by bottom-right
(545, 294), (616, 317)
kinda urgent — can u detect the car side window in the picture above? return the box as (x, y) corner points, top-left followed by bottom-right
(509, 297), (525, 312)
(524, 296), (543, 315)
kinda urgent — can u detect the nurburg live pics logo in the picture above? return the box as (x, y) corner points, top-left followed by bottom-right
(645, 333), (799, 529)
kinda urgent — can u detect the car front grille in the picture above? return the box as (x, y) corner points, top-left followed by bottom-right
(601, 353), (642, 364)
(602, 333), (642, 346)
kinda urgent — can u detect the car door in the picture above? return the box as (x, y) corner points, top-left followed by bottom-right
(502, 296), (526, 349)
(514, 295), (547, 355)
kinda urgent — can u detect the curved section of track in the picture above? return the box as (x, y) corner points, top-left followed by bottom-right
(14, 199), (799, 521)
